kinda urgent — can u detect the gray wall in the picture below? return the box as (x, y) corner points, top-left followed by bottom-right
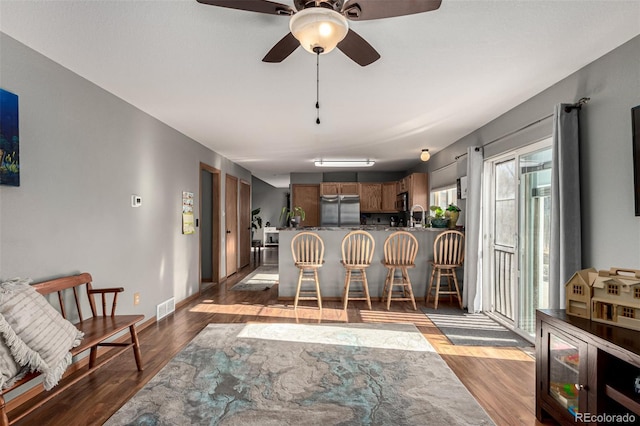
(0, 33), (251, 321)
(419, 35), (640, 269)
(251, 176), (288, 231)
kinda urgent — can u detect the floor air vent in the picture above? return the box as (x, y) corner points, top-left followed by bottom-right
(157, 297), (175, 320)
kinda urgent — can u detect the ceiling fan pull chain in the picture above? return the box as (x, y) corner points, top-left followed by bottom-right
(316, 50), (320, 125)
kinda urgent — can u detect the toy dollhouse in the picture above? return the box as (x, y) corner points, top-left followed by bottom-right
(564, 268), (597, 319)
(590, 268), (640, 331)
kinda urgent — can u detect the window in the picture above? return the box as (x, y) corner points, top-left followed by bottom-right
(607, 284), (619, 295)
(573, 284), (583, 295)
(621, 307), (635, 318)
(430, 186), (456, 210)
(635, 287), (640, 299)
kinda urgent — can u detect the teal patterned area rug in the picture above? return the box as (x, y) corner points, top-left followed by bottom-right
(105, 323), (494, 426)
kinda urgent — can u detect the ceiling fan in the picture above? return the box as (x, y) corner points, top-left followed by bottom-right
(196, 0), (442, 66)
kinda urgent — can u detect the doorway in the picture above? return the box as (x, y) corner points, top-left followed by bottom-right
(199, 163), (220, 291)
(484, 139), (552, 336)
(225, 174), (239, 277)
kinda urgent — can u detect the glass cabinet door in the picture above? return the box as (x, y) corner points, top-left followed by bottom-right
(549, 333), (581, 415)
(542, 323), (589, 418)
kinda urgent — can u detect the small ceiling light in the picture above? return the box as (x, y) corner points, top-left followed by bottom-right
(315, 160), (375, 168)
(420, 149), (431, 162)
(290, 7), (349, 55)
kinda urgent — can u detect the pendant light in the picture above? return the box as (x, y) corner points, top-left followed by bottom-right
(420, 149), (431, 162)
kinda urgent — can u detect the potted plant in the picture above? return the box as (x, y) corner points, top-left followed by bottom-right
(445, 203), (461, 229)
(429, 205), (449, 228)
(280, 206), (306, 227)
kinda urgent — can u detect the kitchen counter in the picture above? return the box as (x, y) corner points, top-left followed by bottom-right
(278, 227), (459, 302)
(276, 225), (446, 232)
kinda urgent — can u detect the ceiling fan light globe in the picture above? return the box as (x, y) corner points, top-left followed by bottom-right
(290, 8), (348, 55)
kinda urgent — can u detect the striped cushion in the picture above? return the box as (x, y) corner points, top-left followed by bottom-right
(0, 332), (23, 390)
(0, 278), (83, 390)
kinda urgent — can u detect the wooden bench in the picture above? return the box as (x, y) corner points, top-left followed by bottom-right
(0, 273), (144, 426)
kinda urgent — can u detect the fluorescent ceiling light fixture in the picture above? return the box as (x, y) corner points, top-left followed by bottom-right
(314, 160), (375, 168)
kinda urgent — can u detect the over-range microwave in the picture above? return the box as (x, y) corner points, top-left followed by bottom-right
(396, 192), (409, 212)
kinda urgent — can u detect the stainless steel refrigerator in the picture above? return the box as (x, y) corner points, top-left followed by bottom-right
(320, 195), (360, 227)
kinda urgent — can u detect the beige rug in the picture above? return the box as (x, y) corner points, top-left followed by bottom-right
(230, 265), (278, 291)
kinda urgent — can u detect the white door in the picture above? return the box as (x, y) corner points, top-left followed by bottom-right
(484, 139), (552, 336)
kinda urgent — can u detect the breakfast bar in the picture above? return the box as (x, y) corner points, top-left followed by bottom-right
(278, 226), (452, 301)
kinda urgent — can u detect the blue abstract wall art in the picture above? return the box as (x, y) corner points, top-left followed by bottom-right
(0, 88), (19, 186)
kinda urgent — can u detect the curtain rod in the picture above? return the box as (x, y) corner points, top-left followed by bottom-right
(564, 97), (590, 113)
(448, 97), (591, 163)
(452, 114), (552, 162)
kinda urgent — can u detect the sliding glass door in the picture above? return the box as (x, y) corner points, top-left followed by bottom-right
(484, 140), (552, 337)
(518, 148), (552, 334)
(492, 158), (517, 320)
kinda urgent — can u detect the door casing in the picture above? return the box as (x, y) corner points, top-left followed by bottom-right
(199, 162), (221, 290)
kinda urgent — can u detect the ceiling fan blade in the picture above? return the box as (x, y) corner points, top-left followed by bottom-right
(337, 29), (380, 67)
(341, 0), (441, 21)
(263, 32), (300, 63)
(196, 0), (294, 16)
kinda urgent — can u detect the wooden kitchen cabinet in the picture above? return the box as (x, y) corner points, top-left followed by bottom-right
(397, 176), (409, 194)
(320, 183), (340, 196)
(320, 182), (360, 196)
(292, 184), (320, 227)
(359, 183), (382, 212)
(381, 182), (399, 212)
(340, 182), (360, 195)
(397, 173), (428, 209)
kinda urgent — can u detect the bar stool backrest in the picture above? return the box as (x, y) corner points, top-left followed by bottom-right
(383, 231), (419, 266)
(341, 230), (375, 267)
(291, 232), (325, 266)
(433, 230), (465, 266)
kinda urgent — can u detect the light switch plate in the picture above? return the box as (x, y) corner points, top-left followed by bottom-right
(131, 195), (142, 207)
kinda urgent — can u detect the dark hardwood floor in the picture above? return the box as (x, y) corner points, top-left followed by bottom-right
(10, 248), (545, 426)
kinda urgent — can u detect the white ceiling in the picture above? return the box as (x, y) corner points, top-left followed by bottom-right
(1, 1), (639, 188)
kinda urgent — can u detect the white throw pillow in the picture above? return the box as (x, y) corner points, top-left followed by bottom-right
(0, 278), (84, 390)
(0, 331), (24, 390)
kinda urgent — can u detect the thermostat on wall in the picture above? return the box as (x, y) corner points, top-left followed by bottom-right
(131, 195), (142, 207)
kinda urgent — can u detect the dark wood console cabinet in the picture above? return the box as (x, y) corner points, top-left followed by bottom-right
(536, 309), (640, 425)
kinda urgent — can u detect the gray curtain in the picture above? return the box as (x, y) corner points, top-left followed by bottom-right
(549, 104), (581, 309)
(463, 146), (484, 313)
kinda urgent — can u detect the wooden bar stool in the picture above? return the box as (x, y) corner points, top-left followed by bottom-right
(426, 230), (465, 309)
(381, 231), (419, 310)
(340, 230), (375, 310)
(291, 231), (325, 309)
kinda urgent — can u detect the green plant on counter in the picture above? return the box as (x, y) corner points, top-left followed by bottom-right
(430, 205), (444, 219)
(280, 206), (306, 224)
(446, 203), (461, 213)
